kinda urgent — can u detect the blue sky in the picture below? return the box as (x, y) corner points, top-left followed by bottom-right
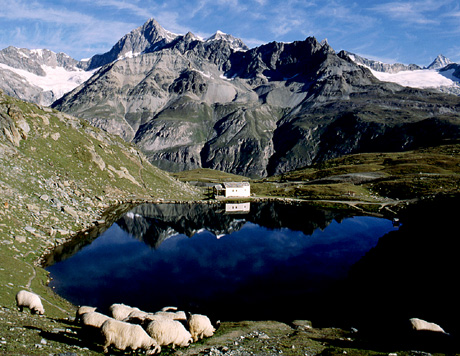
(0, 0), (459, 66)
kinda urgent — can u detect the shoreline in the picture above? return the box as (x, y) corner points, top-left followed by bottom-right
(38, 195), (407, 268)
(2, 194), (458, 355)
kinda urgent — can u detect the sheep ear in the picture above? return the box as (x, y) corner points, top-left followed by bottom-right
(185, 311), (192, 320)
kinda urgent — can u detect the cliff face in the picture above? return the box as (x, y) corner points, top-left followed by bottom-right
(52, 23), (460, 177)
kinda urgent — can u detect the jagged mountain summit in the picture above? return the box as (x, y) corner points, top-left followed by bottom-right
(0, 46), (94, 106)
(85, 18), (249, 70)
(85, 18), (178, 70)
(427, 54), (453, 70)
(0, 18), (249, 107)
(206, 30), (249, 52)
(52, 18), (460, 177)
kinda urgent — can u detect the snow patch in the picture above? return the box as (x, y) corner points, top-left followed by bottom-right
(370, 68), (459, 89)
(195, 69), (212, 78)
(118, 51), (142, 60)
(0, 62), (95, 99)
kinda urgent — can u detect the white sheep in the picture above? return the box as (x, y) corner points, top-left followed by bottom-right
(75, 306), (97, 323)
(15, 290), (44, 315)
(123, 309), (158, 325)
(154, 310), (187, 321)
(187, 313), (218, 342)
(145, 318), (193, 349)
(109, 303), (140, 320)
(81, 311), (112, 328)
(101, 318), (161, 355)
(410, 317), (447, 334)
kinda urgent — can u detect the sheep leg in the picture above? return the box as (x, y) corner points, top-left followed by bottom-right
(102, 343), (109, 353)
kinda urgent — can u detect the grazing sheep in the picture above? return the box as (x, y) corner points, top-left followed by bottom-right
(145, 318), (193, 348)
(410, 318), (447, 334)
(187, 313), (218, 342)
(101, 318), (160, 355)
(109, 303), (140, 320)
(81, 311), (112, 328)
(154, 310), (187, 321)
(75, 306), (97, 323)
(123, 309), (158, 325)
(15, 290), (44, 315)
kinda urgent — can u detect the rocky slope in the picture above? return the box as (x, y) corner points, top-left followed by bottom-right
(0, 88), (199, 263)
(52, 19), (460, 177)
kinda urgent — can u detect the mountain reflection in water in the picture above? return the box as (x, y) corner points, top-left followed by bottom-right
(46, 201), (397, 323)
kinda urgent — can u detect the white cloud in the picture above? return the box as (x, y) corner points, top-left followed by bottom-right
(370, 0), (451, 25)
(88, 0), (151, 17)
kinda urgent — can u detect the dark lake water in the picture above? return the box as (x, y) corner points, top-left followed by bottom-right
(46, 201), (401, 326)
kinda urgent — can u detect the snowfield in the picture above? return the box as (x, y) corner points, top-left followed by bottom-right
(370, 68), (459, 89)
(0, 62), (95, 100)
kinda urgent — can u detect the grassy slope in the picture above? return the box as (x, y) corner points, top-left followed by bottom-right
(258, 143), (460, 202)
(175, 143), (460, 214)
(0, 91), (200, 355)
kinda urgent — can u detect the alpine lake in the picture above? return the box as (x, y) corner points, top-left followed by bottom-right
(43, 199), (459, 339)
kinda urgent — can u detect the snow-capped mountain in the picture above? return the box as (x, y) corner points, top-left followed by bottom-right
(85, 19), (249, 70)
(0, 46), (94, 106)
(427, 54), (453, 70)
(205, 30), (249, 52)
(343, 51), (460, 96)
(2, 17), (460, 177)
(0, 18), (249, 106)
(2, 17), (458, 109)
(85, 18), (178, 70)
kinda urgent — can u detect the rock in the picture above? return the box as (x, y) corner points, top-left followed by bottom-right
(24, 226), (36, 233)
(62, 206), (78, 218)
(14, 235), (26, 243)
(26, 204), (40, 212)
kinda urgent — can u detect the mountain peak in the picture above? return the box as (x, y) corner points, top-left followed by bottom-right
(206, 31), (248, 51)
(427, 54), (453, 70)
(86, 18), (178, 70)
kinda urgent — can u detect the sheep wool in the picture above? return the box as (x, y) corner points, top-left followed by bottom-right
(187, 314), (216, 342)
(109, 303), (140, 320)
(15, 290), (44, 315)
(146, 318), (193, 348)
(123, 310), (159, 326)
(101, 319), (160, 355)
(75, 306), (97, 323)
(81, 311), (112, 328)
(410, 318), (447, 333)
(154, 310), (187, 321)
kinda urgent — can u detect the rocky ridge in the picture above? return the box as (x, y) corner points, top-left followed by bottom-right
(52, 20), (460, 177)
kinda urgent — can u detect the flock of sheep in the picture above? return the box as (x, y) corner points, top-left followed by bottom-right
(16, 289), (219, 354)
